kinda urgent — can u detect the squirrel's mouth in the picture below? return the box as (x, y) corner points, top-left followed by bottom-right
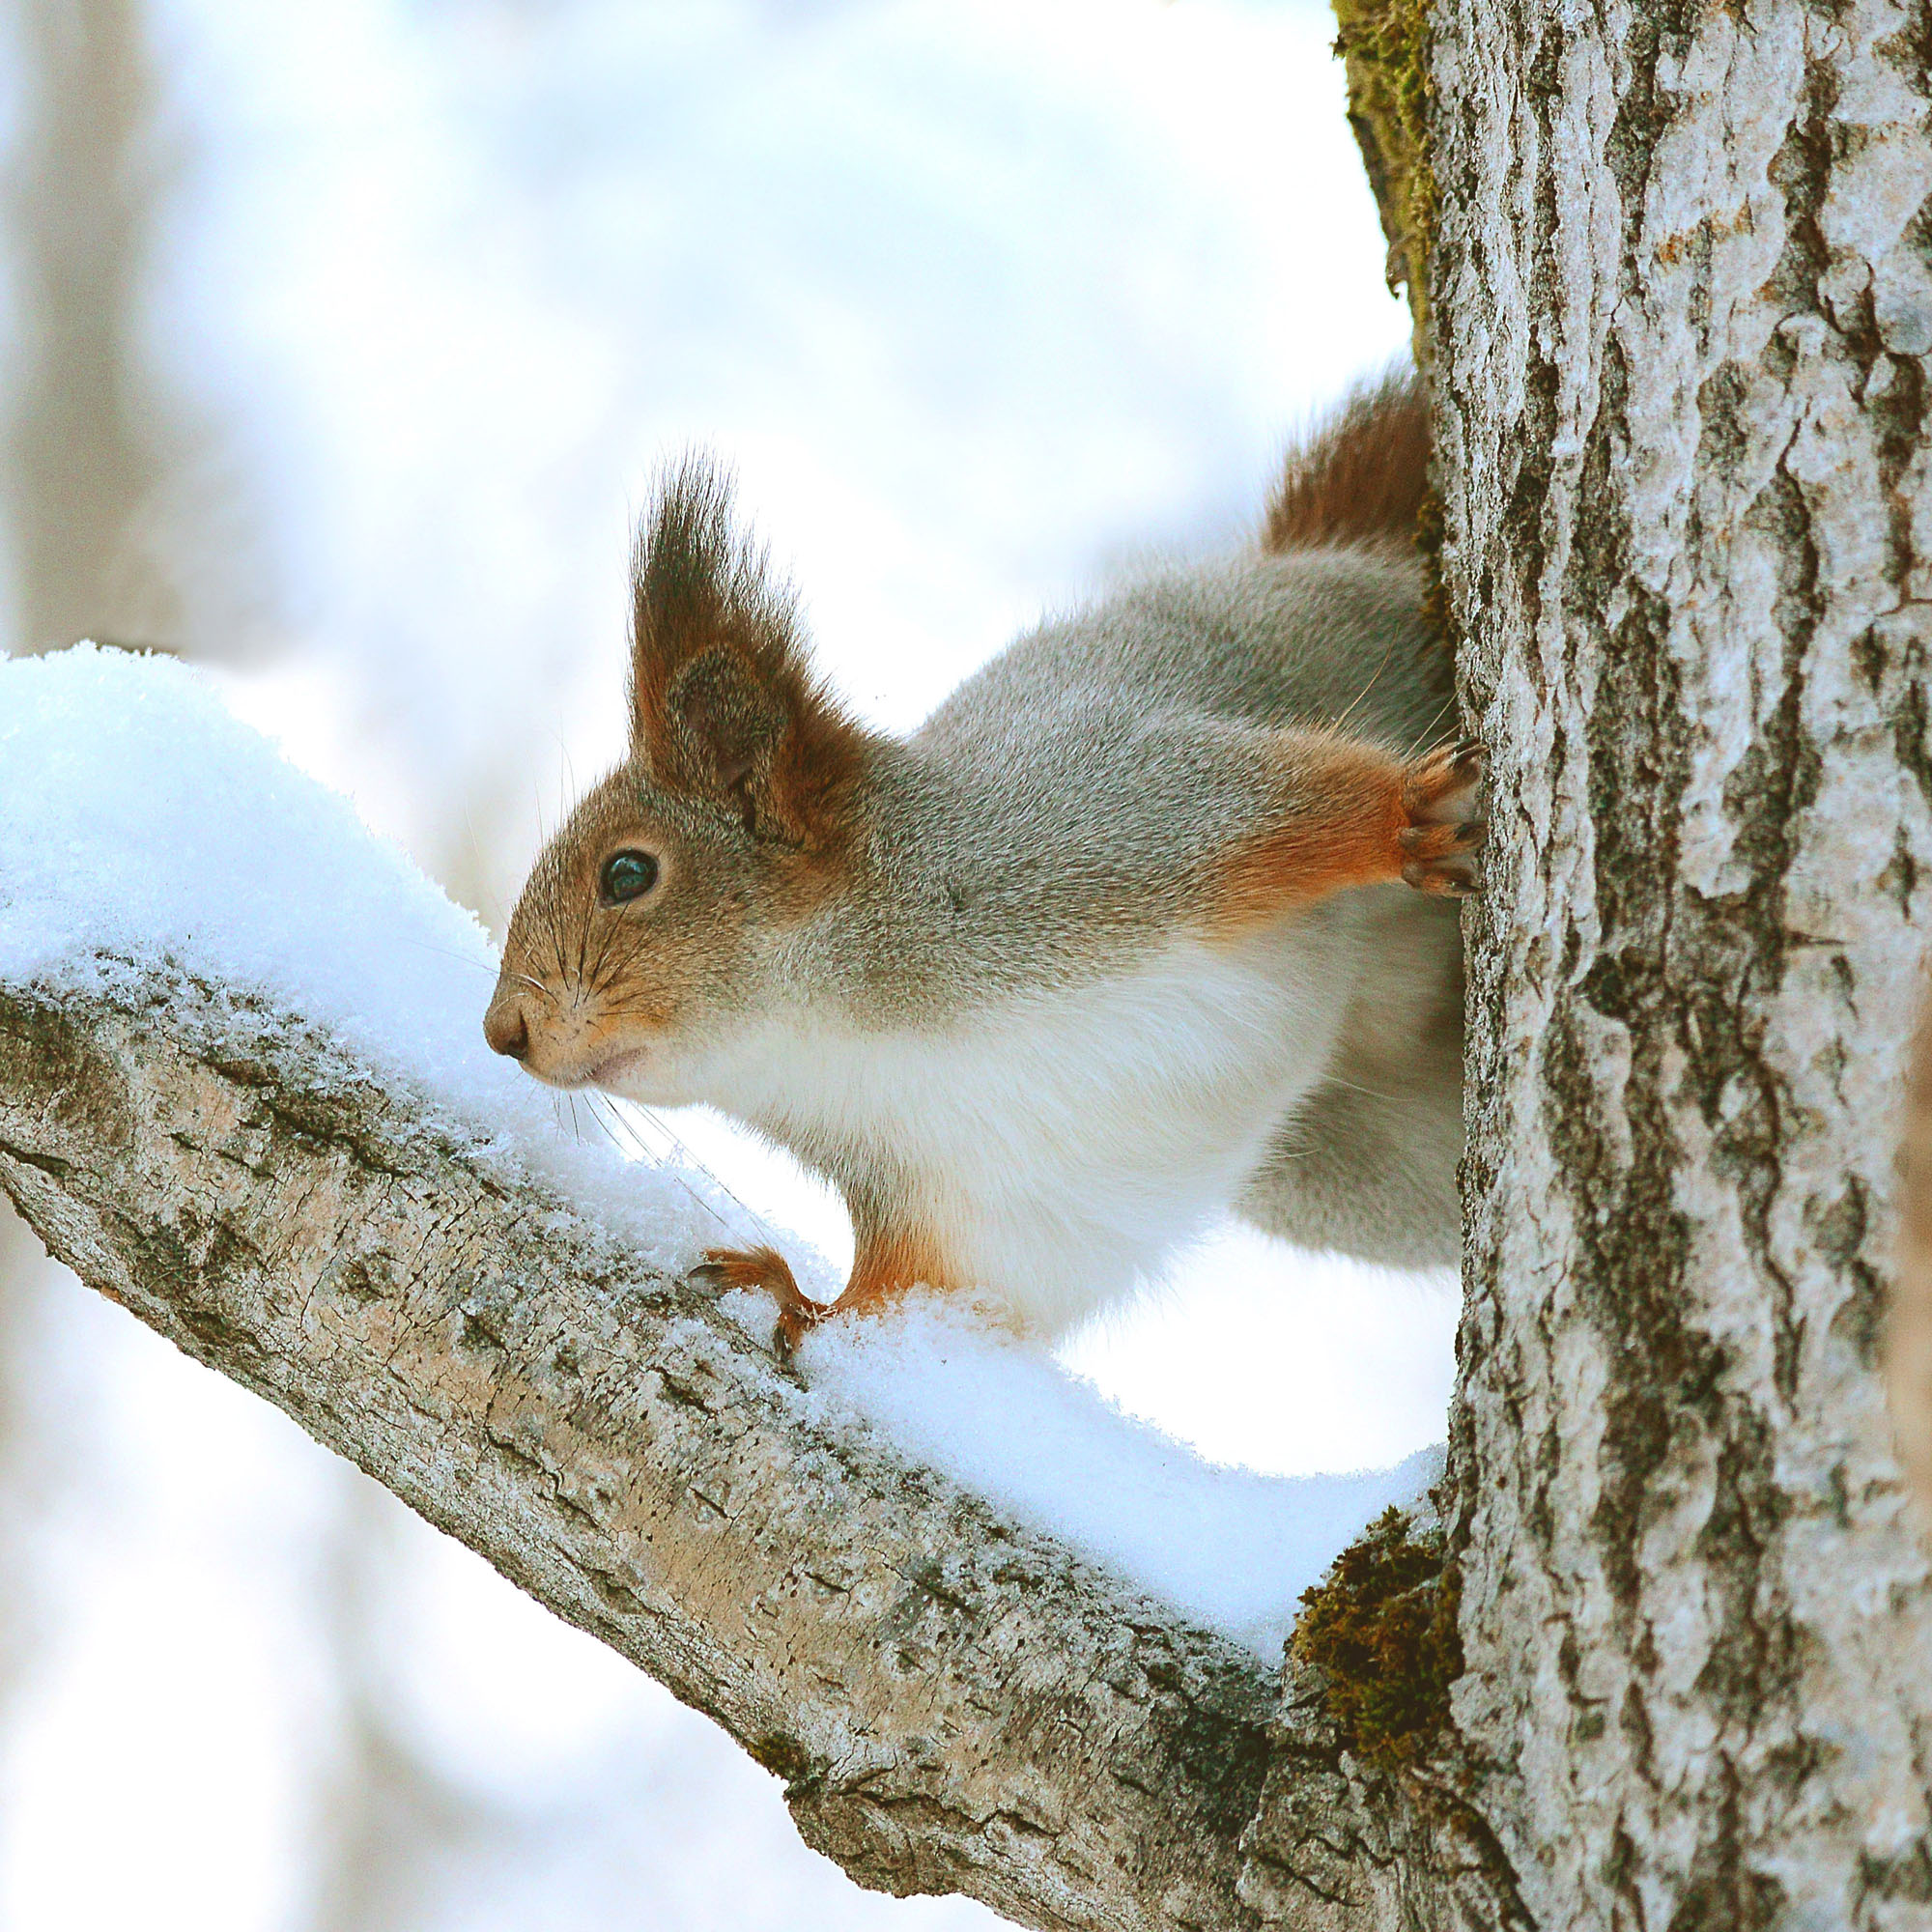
(583, 1047), (647, 1089)
(517, 1045), (644, 1092)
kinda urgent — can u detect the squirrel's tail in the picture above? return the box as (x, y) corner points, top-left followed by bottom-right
(1263, 365), (1429, 554)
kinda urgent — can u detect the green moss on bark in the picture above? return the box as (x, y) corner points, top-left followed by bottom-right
(1291, 1506), (1461, 1767)
(1331, 0), (1436, 358)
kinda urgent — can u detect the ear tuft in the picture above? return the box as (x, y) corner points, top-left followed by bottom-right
(629, 457), (869, 847)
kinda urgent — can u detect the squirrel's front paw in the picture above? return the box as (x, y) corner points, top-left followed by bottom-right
(1397, 739), (1487, 897)
(691, 1245), (827, 1361)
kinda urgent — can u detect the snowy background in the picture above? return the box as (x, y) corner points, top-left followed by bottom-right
(0, 1), (1452, 1927)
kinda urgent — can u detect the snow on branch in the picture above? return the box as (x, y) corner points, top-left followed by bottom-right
(0, 646), (1497, 1928)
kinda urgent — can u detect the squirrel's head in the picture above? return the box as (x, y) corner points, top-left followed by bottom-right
(483, 460), (872, 1101)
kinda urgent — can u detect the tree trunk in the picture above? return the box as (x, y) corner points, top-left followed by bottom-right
(1434, 0), (1932, 1924)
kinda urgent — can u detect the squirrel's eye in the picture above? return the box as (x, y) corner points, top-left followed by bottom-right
(599, 849), (660, 905)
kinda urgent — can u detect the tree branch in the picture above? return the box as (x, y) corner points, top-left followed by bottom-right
(0, 964), (1505, 1931)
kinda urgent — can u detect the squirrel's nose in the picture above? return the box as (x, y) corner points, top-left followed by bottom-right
(484, 998), (530, 1061)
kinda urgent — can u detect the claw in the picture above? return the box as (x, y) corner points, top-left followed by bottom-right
(695, 1245), (828, 1360)
(773, 1299), (822, 1363)
(1398, 738), (1488, 895)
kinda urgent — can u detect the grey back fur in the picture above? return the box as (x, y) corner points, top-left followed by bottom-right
(801, 540), (1467, 1269)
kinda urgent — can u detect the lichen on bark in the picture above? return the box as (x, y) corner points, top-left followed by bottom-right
(1331, 0), (1436, 355)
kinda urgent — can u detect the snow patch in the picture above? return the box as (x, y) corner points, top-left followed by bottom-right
(793, 1293), (1440, 1660)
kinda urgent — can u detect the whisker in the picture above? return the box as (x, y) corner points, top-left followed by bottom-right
(1328, 635), (1399, 737)
(596, 1092), (783, 1247)
(629, 1103), (781, 1238)
(585, 919), (623, 997)
(574, 881), (594, 990)
(1401, 693), (1463, 761)
(460, 805), (507, 929)
(583, 1092), (751, 1241)
(396, 937), (497, 977)
(1320, 1071), (1398, 1104)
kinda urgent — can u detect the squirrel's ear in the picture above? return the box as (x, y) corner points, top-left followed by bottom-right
(629, 458), (868, 847)
(664, 646), (784, 794)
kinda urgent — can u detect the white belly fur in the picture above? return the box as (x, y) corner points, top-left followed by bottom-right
(694, 923), (1358, 1337)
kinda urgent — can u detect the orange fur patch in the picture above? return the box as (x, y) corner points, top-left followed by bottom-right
(1202, 741), (1412, 937)
(837, 1218), (959, 1319)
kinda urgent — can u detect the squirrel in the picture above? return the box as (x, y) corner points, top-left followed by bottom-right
(483, 367), (1480, 1357)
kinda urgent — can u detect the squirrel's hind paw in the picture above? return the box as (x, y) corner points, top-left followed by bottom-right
(1398, 740), (1487, 896)
(692, 1245), (826, 1361)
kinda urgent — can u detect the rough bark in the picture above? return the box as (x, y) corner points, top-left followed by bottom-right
(1434, 1), (1932, 1927)
(2, 967), (1488, 1932)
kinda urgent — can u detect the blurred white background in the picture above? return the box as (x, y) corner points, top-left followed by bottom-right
(0, 1), (1452, 1925)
